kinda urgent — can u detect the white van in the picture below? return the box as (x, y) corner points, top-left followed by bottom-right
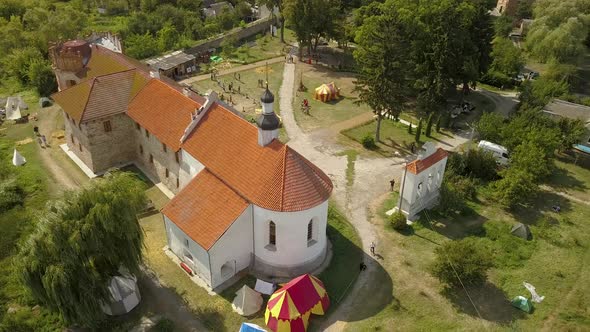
(478, 140), (510, 165)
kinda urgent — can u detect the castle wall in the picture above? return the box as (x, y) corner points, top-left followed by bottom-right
(133, 123), (182, 194)
(64, 111), (95, 171)
(85, 113), (137, 173)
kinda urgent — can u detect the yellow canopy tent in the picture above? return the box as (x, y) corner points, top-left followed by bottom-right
(313, 82), (339, 102)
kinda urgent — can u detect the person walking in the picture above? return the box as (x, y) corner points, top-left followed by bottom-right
(390, 179), (395, 192)
(370, 241), (376, 256)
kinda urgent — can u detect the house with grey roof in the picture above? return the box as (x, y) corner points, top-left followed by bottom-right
(543, 99), (590, 149)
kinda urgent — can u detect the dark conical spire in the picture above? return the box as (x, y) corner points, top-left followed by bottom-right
(261, 83), (274, 104)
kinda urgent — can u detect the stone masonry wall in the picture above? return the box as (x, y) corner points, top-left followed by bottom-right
(86, 113), (137, 173)
(185, 17), (273, 56)
(132, 121), (182, 194)
(64, 111), (95, 171)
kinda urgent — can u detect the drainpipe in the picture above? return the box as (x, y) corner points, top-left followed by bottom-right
(398, 163), (408, 212)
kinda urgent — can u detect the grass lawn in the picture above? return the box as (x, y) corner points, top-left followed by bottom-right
(192, 62), (288, 143)
(229, 29), (297, 64)
(546, 156), (590, 202)
(345, 160), (590, 331)
(293, 64), (374, 131)
(342, 118), (453, 157)
(140, 202), (361, 331)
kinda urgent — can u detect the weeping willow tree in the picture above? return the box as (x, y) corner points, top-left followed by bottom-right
(17, 172), (147, 326)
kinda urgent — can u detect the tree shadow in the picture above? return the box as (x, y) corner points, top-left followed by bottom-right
(509, 192), (573, 226)
(442, 282), (525, 324)
(545, 166), (587, 193)
(415, 208), (489, 240)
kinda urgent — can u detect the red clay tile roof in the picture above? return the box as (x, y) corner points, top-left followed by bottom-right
(127, 79), (201, 151)
(52, 69), (149, 123)
(406, 148), (449, 175)
(181, 104), (333, 212)
(161, 169), (249, 250)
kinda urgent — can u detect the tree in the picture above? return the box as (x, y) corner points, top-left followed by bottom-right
(157, 23), (179, 52)
(431, 238), (493, 286)
(489, 37), (524, 77)
(415, 118), (423, 142)
(425, 113), (434, 137)
(510, 141), (552, 181)
(27, 59), (58, 97)
(18, 172), (147, 326)
(526, 0), (590, 63)
(493, 14), (513, 37)
(124, 33), (160, 59)
(476, 112), (505, 143)
(352, 2), (413, 142)
(221, 35), (238, 58)
(285, 0), (341, 54)
(258, 0), (286, 42)
(492, 169), (538, 208)
(557, 117), (586, 151)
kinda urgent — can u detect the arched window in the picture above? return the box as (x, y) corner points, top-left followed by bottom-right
(269, 221), (276, 246)
(307, 220), (313, 241)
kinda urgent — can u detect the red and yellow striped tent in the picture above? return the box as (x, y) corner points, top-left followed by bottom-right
(264, 274), (330, 332)
(313, 82), (339, 102)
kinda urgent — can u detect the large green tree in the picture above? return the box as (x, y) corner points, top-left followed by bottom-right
(352, 1), (413, 142)
(18, 172), (147, 326)
(285, 0), (341, 54)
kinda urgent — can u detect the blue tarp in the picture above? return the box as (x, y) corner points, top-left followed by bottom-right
(574, 144), (590, 154)
(239, 322), (266, 332)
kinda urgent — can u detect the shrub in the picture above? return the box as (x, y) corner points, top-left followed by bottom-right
(431, 238), (493, 287)
(437, 178), (467, 216)
(152, 318), (175, 332)
(389, 211), (407, 231)
(361, 134), (376, 149)
(480, 70), (512, 88)
(464, 149), (498, 181)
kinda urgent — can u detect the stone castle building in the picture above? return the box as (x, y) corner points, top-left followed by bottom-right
(51, 40), (333, 290)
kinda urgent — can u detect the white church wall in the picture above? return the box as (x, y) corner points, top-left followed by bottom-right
(208, 206), (253, 289)
(164, 215), (212, 285)
(252, 200), (328, 273)
(178, 150), (205, 190)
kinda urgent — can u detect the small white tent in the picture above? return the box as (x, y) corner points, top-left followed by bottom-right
(12, 149), (26, 166)
(6, 105), (22, 121)
(232, 285), (263, 316)
(100, 274), (141, 316)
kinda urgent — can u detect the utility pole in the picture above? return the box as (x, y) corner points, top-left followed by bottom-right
(398, 163), (408, 212)
(465, 121), (476, 155)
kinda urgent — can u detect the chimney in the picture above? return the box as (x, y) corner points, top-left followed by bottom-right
(179, 90), (218, 143)
(149, 71), (160, 79)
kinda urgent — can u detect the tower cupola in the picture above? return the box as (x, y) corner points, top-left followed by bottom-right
(257, 84), (280, 146)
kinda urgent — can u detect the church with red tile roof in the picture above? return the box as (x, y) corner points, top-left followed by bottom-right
(50, 40), (333, 290)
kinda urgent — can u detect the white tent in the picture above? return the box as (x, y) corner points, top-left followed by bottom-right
(232, 285), (263, 316)
(254, 279), (275, 295)
(12, 149), (26, 166)
(100, 274), (141, 316)
(6, 105), (22, 121)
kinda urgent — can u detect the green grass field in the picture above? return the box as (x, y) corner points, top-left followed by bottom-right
(345, 159), (590, 331)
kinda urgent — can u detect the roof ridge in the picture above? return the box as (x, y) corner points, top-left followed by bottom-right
(280, 145), (289, 210)
(202, 168), (250, 204)
(78, 78), (96, 122)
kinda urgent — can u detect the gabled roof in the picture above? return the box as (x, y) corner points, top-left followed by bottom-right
(406, 148), (448, 175)
(161, 169), (249, 250)
(127, 79), (200, 151)
(181, 104), (333, 212)
(52, 69), (149, 123)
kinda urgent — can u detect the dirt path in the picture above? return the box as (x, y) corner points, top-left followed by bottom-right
(180, 56), (286, 84)
(539, 185), (590, 206)
(36, 106), (80, 191)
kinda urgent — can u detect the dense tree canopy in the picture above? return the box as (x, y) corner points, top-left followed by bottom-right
(526, 0), (590, 63)
(18, 172), (147, 326)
